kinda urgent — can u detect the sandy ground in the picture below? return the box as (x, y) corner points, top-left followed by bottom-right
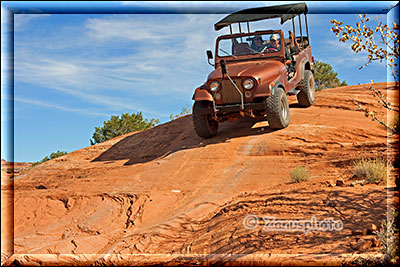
(1, 82), (398, 266)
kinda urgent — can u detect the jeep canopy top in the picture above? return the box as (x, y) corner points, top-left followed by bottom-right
(214, 3), (308, 31)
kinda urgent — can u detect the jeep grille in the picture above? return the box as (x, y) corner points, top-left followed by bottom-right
(220, 78), (244, 104)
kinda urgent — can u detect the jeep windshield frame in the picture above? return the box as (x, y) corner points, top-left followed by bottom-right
(215, 30), (285, 64)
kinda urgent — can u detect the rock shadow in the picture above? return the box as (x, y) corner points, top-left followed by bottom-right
(92, 115), (277, 166)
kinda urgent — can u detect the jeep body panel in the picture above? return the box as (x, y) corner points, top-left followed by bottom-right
(205, 60), (286, 101)
(192, 86), (213, 101)
(286, 46), (313, 91)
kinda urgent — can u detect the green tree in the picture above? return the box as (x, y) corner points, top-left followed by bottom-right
(90, 112), (160, 145)
(32, 150), (68, 166)
(314, 60), (347, 90)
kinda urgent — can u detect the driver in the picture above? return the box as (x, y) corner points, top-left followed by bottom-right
(268, 34), (281, 51)
(251, 35), (266, 52)
(268, 34), (293, 61)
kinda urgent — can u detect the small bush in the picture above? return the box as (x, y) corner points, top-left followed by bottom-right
(32, 150), (68, 166)
(376, 210), (399, 265)
(90, 112), (160, 145)
(169, 106), (192, 121)
(351, 157), (390, 183)
(314, 60), (347, 90)
(350, 255), (388, 266)
(290, 166), (311, 183)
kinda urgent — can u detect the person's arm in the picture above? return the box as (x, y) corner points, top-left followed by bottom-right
(285, 46), (293, 61)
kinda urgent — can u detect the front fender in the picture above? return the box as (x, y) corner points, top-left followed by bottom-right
(192, 87), (213, 101)
(270, 81), (284, 95)
(300, 59), (310, 80)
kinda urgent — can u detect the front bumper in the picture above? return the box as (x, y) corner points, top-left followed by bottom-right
(196, 102), (266, 115)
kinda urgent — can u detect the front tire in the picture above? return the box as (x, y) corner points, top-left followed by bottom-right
(266, 87), (290, 129)
(297, 70), (315, 107)
(192, 101), (218, 138)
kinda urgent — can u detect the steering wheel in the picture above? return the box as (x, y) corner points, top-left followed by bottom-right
(261, 46), (278, 53)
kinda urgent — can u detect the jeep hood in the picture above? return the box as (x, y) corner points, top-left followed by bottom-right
(207, 60), (285, 82)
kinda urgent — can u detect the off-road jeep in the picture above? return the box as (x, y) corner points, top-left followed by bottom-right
(192, 3), (315, 138)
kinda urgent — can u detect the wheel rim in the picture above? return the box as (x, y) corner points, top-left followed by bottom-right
(281, 96), (287, 120)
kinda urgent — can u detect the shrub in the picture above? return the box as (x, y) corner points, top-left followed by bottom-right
(376, 210), (399, 265)
(90, 112), (160, 145)
(313, 60), (347, 91)
(169, 106), (192, 121)
(32, 150), (68, 166)
(351, 157), (390, 183)
(290, 165), (311, 183)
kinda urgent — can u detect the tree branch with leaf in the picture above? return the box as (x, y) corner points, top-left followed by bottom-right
(331, 13), (399, 134)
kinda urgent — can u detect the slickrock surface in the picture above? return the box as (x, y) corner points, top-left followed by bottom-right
(2, 82), (398, 266)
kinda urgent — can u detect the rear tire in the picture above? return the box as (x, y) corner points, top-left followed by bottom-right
(297, 70), (315, 107)
(192, 101), (218, 138)
(266, 87), (290, 129)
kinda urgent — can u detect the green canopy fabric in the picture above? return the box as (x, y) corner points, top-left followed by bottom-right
(214, 3), (308, 31)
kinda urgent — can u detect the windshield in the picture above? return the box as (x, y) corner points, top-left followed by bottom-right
(217, 33), (282, 57)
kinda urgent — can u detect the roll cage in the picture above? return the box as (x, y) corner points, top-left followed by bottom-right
(214, 2), (310, 51)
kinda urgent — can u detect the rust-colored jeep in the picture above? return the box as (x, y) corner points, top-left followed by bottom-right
(192, 3), (315, 138)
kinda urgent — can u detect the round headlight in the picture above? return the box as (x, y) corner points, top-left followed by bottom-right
(243, 78), (255, 90)
(209, 80), (220, 92)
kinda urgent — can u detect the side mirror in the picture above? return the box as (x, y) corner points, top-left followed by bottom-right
(206, 50), (213, 59)
(206, 50), (214, 67)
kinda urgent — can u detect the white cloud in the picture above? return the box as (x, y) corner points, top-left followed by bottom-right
(13, 51), (168, 117)
(13, 97), (111, 117)
(14, 14), (51, 31)
(14, 14), (222, 105)
(15, 57), (89, 87)
(48, 85), (167, 117)
(323, 38), (387, 67)
(86, 16), (170, 41)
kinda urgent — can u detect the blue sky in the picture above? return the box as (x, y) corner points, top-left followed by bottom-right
(1, 1), (398, 162)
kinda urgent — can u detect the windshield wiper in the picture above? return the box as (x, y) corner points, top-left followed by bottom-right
(219, 48), (237, 58)
(248, 47), (264, 56)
